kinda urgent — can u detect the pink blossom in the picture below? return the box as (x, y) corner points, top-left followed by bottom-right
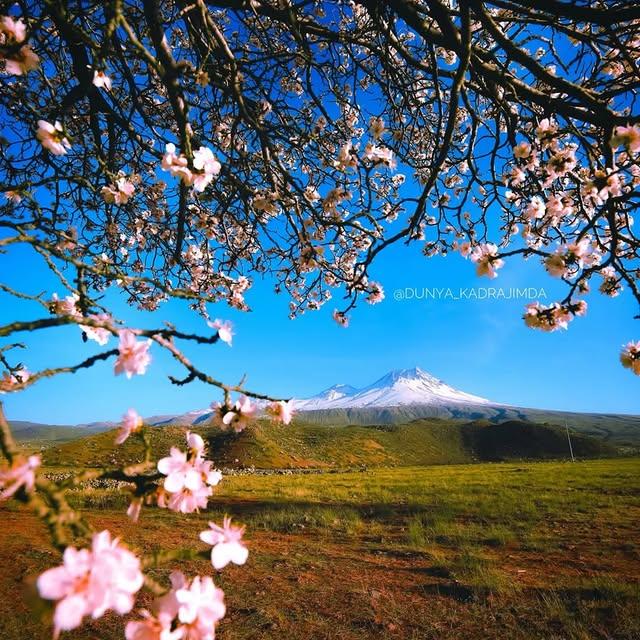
(80, 313), (112, 345)
(36, 120), (71, 155)
(126, 572), (185, 640)
(161, 143), (192, 184)
(535, 117), (558, 147)
(200, 517), (248, 570)
(513, 141), (531, 159)
(507, 166), (526, 187)
(157, 447), (204, 494)
(156, 433), (222, 513)
(335, 143), (358, 171)
(1, 18), (38, 74)
(125, 609), (183, 640)
(92, 70), (112, 90)
(37, 530), (143, 638)
(366, 281), (385, 304)
(175, 576), (226, 639)
(456, 241), (472, 257)
(221, 395), (257, 432)
(4, 189), (22, 203)
(545, 193), (574, 221)
(102, 177), (135, 204)
(2, 43), (38, 74)
(0, 454), (40, 500)
(252, 190), (279, 215)
(0, 16), (27, 43)
(544, 145), (577, 183)
(611, 125), (640, 154)
(187, 431), (206, 456)
(208, 318), (233, 346)
(599, 266), (622, 297)
(265, 400), (295, 425)
(191, 146), (221, 192)
(369, 116), (385, 139)
(51, 292), (80, 316)
(116, 408), (143, 445)
(583, 168), (623, 206)
(544, 253), (567, 278)
(127, 497), (143, 523)
(115, 329), (152, 378)
(304, 185), (321, 202)
(470, 243), (504, 278)
(332, 309), (349, 327)
(524, 196), (545, 220)
(362, 143), (395, 167)
(523, 301), (585, 332)
(0, 366), (30, 393)
(620, 341), (640, 376)
(323, 187), (351, 214)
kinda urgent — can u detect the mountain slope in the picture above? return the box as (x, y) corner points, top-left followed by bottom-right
(39, 418), (618, 470)
(9, 420), (112, 443)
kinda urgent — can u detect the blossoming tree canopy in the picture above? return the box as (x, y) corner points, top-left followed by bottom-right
(0, 0), (640, 637)
(0, 0), (639, 371)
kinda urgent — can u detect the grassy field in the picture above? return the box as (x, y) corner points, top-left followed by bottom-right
(1, 457), (639, 639)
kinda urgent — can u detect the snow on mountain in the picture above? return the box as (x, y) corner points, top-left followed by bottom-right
(294, 367), (490, 410)
(147, 367), (491, 425)
(296, 383), (360, 410)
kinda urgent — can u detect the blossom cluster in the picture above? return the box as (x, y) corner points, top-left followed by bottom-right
(156, 432), (223, 514)
(162, 144), (222, 192)
(37, 531), (144, 638)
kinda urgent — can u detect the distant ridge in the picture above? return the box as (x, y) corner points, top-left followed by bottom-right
(9, 366), (640, 448)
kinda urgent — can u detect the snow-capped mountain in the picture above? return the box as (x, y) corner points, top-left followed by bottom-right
(295, 367), (490, 410)
(143, 367), (491, 426)
(297, 383), (360, 410)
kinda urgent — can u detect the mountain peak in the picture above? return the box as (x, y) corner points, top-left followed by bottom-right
(295, 366), (490, 410)
(380, 366), (438, 382)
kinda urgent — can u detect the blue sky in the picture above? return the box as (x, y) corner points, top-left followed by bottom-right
(1, 235), (639, 425)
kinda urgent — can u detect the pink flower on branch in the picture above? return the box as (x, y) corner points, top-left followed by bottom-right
(611, 125), (640, 154)
(207, 318), (233, 346)
(116, 408), (143, 445)
(523, 300), (587, 332)
(200, 517), (248, 570)
(36, 120), (71, 155)
(161, 144), (221, 192)
(470, 243), (504, 279)
(126, 572), (225, 640)
(0, 454), (40, 500)
(92, 70), (112, 90)
(175, 576), (226, 639)
(0, 366), (30, 393)
(265, 399), (295, 425)
(191, 145), (221, 192)
(620, 341), (640, 376)
(102, 176), (135, 204)
(0, 15), (27, 43)
(115, 329), (152, 378)
(37, 530), (143, 638)
(156, 433), (222, 514)
(213, 395), (257, 433)
(0, 16), (39, 75)
(80, 313), (113, 346)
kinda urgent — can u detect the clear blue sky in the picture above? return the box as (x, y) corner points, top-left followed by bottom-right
(1, 235), (639, 425)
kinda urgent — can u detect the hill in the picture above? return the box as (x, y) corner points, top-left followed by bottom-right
(9, 420), (111, 443)
(39, 418), (618, 469)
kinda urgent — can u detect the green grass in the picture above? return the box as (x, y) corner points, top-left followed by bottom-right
(2, 458), (639, 639)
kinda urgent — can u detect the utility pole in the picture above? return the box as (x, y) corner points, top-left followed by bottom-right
(565, 420), (575, 462)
